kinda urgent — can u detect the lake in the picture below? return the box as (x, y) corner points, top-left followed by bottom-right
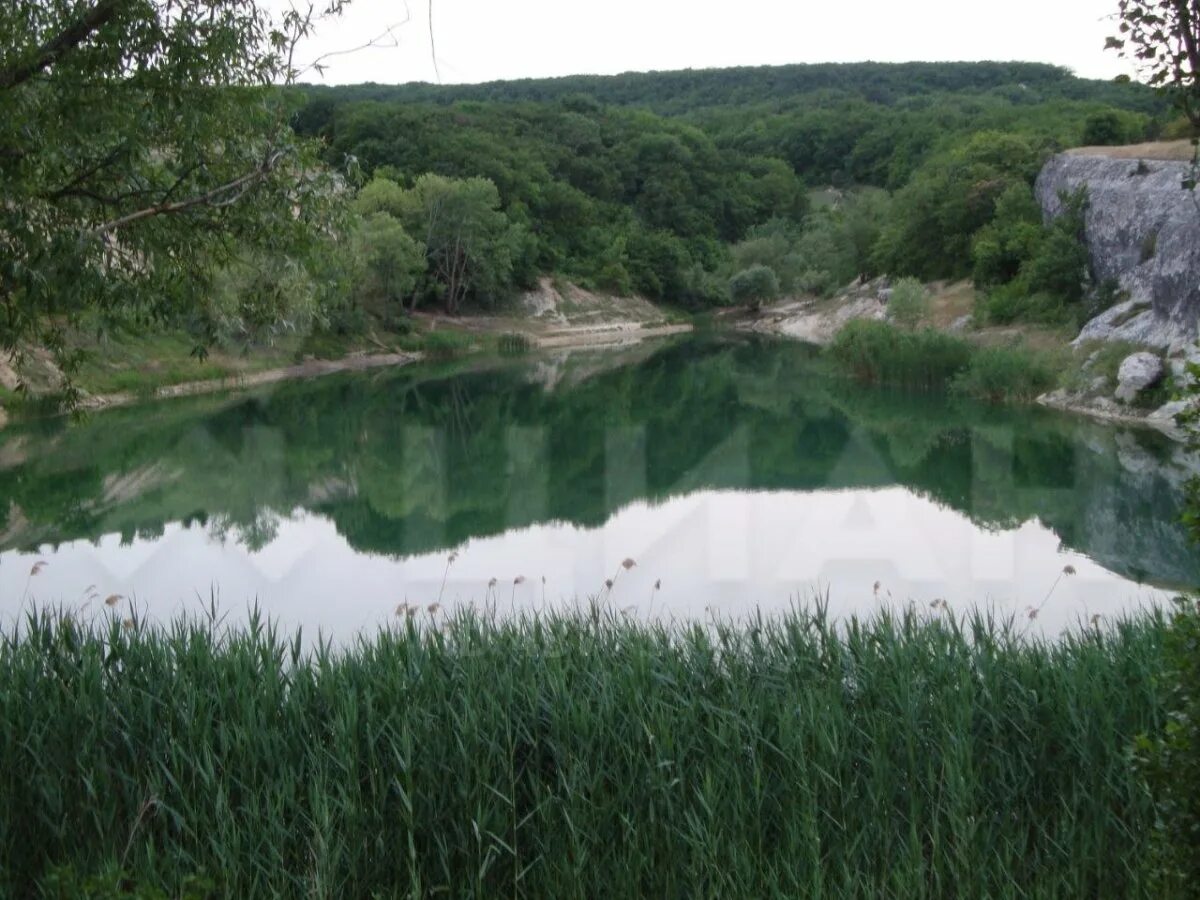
(1, 336), (1195, 637)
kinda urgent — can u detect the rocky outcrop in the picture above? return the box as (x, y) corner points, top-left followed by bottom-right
(743, 278), (888, 345)
(1115, 351), (1165, 403)
(1035, 153), (1200, 349)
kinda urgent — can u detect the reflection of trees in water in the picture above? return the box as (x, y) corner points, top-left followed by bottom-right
(0, 337), (1196, 587)
(210, 510), (280, 553)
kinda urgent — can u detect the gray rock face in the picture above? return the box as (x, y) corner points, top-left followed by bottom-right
(1148, 399), (1195, 437)
(1035, 154), (1200, 349)
(1169, 342), (1200, 387)
(1115, 351), (1165, 403)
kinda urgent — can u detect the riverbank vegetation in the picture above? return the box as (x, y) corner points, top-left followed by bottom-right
(829, 320), (1062, 402)
(0, 604), (1169, 897)
(0, 13), (1180, 410)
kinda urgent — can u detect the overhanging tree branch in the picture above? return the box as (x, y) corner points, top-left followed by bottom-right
(0, 0), (126, 91)
(89, 147), (290, 236)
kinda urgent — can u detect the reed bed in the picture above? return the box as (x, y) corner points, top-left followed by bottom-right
(0, 605), (1167, 898)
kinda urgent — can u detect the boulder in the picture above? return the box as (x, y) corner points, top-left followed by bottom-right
(1115, 351), (1165, 403)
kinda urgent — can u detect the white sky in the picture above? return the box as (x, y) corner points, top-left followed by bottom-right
(291, 0), (1137, 87)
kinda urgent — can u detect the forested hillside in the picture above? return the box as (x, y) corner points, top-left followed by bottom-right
(293, 61), (1162, 117)
(287, 61), (1169, 322)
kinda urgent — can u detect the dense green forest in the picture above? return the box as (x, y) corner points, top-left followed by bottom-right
(283, 61), (1170, 328)
(293, 61), (1163, 119)
(0, 49), (1180, 379)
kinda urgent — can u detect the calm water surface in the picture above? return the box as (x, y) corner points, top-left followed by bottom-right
(1, 336), (1195, 637)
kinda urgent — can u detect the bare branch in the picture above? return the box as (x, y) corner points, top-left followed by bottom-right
(89, 148), (290, 236)
(293, 7), (411, 80)
(428, 0), (440, 83)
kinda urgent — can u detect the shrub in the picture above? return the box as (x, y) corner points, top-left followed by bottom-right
(679, 263), (731, 308)
(1082, 110), (1129, 146)
(973, 186), (1091, 326)
(728, 264), (780, 310)
(829, 320), (971, 390)
(420, 330), (473, 359)
(1024, 213), (1090, 304)
(980, 286), (1073, 326)
(951, 345), (1060, 403)
(886, 277), (930, 329)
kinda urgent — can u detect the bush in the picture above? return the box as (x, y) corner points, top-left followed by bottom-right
(419, 329), (473, 359)
(1081, 110), (1129, 146)
(979, 286), (1073, 326)
(1023, 211), (1090, 303)
(728, 264), (780, 310)
(950, 345), (1060, 403)
(1135, 597), (1200, 897)
(973, 186), (1091, 326)
(679, 263), (732, 308)
(886, 277), (930, 329)
(829, 320), (972, 390)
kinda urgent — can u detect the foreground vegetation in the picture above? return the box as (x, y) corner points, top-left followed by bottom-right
(0, 604), (1169, 897)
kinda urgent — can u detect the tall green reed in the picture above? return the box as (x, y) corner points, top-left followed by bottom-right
(0, 603), (1167, 898)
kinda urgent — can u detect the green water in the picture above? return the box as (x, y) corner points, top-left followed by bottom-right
(0, 336), (1194, 633)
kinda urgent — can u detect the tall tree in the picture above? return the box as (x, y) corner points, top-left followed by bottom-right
(390, 174), (524, 314)
(0, 0), (351, 399)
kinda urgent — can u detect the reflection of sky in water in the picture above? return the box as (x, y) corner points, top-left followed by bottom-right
(0, 487), (1167, 640)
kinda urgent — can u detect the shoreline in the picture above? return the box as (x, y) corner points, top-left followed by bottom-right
(79, 351), (424, 411)
(69, 322), (695, 413)
(739, 289), (1194, 443)
(2, 308), (1188, 442)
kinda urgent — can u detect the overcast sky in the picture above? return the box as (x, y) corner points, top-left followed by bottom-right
(291, 0), (1136, 86)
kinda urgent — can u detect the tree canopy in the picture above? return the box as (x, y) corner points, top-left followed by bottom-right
(0, 0), (348, 395)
